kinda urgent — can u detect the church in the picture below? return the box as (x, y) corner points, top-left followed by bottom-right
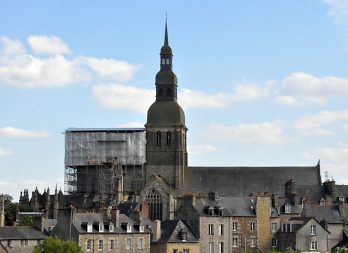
(33, 22), (322, 222)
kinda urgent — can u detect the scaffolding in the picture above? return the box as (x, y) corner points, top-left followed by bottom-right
(64, 128), (146, 201)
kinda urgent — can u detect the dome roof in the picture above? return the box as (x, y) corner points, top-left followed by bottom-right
(146, 100), (185, 127)
(156, 69), (177, 86)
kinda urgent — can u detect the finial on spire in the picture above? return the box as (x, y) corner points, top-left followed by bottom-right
(164, 15), (169, 46)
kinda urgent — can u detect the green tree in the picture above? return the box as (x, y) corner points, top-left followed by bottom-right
(3, 194), (17, 226)
(335, 247), (348, 253)
(20, 215), (33, 226)
(33, 237), (83, 253)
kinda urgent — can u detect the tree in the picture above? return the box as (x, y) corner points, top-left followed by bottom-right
(3, 194), (17, 226)
(33, 237), (83, 253)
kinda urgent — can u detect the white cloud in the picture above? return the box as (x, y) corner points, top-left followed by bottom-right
(117, 121), (144, 128)
(204, 120), (288, 144)
(0, 147), (12, 156)
(188, 144), (218, 155)
(0, 126), (51, 138)
(323, 0), (348, 25)
(275, 72), (348, 106)
(294, 109), (348, 135)
(306, 147), (348, 162)
(0, 36), (139, 88)
(83, 57), (141, 82)
(93, 84), (155, 113)
(28, 35), (71, 55)
(179, 83), (270, 109)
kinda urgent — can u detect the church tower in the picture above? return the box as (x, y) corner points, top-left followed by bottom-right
(145, 21), (188, 190)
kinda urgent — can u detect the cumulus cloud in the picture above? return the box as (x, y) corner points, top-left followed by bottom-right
(0, 126), (51, 138)
(275, 72), (348, 106)
(188, 144), (218, 155)
(0, 36), (139, 88)
(204, 120), (288, 144)
(294, 109), (348, 135)
(0, 147), (12, 156)
(323, 0), (348, 25)
(83, 57), (141, 82)
(93, 84), (155, 113)
(28, 35), (71, 55)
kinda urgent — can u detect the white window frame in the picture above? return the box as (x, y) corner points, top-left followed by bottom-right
(219, 242), (224, 253)
(209, 242), (214, 253)
(138, 238), (144, 250)
(109, 239), (114, 250)
(271, 222), (277, 232)
(218, 224), (224, 236)
(285, 204), (291, 214)
(250, 221), (256, 231)
(232, 238), (238, 247)
(87, 223), (93, 233)
(272, 238), (277, 247)
(126, 238), (132, 250)
(127, 223), (132, 233)
(250, 238), (256, 248)
(109, 223), (114, 232)
(208, 224), (214, 235)
(86, 240), (92, 251)
(98, 239), (103, 251)
(99, 223), (104, 232)
(310, 225), (316, 235)
(232, 222), (238, 231)
(310, 241), (318, 250)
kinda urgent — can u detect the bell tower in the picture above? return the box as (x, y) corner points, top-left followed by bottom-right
(145, 20), (188, 190)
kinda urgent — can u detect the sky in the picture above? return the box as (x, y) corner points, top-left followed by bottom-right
(0, 0), (348, 201)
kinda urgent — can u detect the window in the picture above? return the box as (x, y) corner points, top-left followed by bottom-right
(139, 225), (144, 232)
(339, 195), (345, 203)
(232, 222), (238, 231)
(145, 188), (163, 220)
(173, 250), (178, 253)
(250, 221), (256, 231)
(233, 238), (238, 247)
(98, 240), (103, 251)
(138, 238), (144, 250)
(183, 249), (190, 253)
(311, 225), (316, 235)
(166, 58), (170, 64)
(109, 224), (114, 232)
(271, 222), (277, 232)
(251, 238), (256, 248)
(156, 131), (161, 147)
(219, 242), (224, 253)
(310, 241), (318, 250)
(166, 88), (171, 96)
(87, 223), (93, 232)
(110, 239), (114, 250)
(99, 223), (104, 232)
(126, 238), (132, 250)
(167, 131), (171, 146)
(161, 59), (165, 65)
(86, 240), (92, 251)
(127, 223), (132, 233)
(208, 224), (214, 235)
(320, 198), (326, 206)
(285, 204), (291, 214)
(272, 238), (277, 247)
(209, 242), (214, 253)
(218, 224), (224, 235)
(20, 240), (28, 246)
(7, 240), (11, 247)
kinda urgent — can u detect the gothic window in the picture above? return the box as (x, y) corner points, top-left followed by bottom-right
(133, 173), (143, 193)
(167, 131), (171, 146)
(156, 131), (161, 147)
(145, 188), (163, 220)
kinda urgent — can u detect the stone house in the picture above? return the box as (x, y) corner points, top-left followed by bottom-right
(277, 217), (330, 253)
(151, 220), (200, 253)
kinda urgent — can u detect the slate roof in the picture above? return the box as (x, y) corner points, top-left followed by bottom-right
(302, 204), (343, 224)
(184, 165), (321, 197)
(217, 196), (256, 217)
(0, 227), (47, 240)
(155, 220), (199, 243)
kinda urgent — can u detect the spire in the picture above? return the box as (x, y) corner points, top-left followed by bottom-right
(164, 16), (169, 46)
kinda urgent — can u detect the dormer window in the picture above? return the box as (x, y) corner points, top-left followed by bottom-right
(285, 204), (291, 214)
(320, 198), (326, 206)
(99, 223), (104, 232)
(127, 223), (132, 233)
(139, 225), (144, 233)
(87, 223), (93, 233)
(109, 223), (114, 232)
(339, 195), (345, 203)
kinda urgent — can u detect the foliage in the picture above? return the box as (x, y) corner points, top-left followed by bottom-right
(20, 215), (33, 226)
(335, 247), (348, 253)
(3, 194), (17, 226)
(33, 237), (83, 253)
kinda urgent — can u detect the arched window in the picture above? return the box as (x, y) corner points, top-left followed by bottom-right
(156, 131), (161, 147)
(166, 131), (171, 146)
(145, 188), (163, 220)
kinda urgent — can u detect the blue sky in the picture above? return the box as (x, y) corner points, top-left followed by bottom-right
(0, 0), (348, 200)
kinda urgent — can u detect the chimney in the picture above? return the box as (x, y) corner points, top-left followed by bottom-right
(111, 208), (120, 227)
(153, 220), (161, 241)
